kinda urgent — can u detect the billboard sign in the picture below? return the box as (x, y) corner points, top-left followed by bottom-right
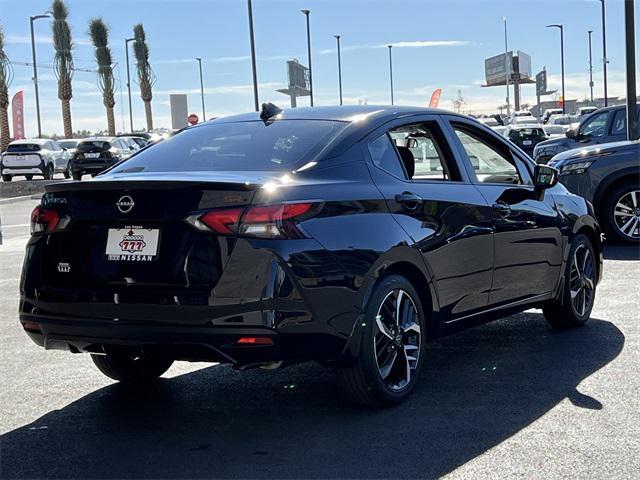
(536, 70), (547, 96)
(170, 94), (188, 129)
(516, 51), (532, 80)
(485, 52), (513, 86)
(288, 60), (310, 91)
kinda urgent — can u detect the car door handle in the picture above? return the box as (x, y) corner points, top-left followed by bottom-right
(395, 192), (423, 210)
(492, 202), (512, 217)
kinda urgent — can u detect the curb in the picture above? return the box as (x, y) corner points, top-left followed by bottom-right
(0, 195), (39, 205)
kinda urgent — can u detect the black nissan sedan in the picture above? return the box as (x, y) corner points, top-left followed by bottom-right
(20, 105), (602, 407)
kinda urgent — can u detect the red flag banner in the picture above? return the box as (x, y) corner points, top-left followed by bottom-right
(428, 89), (442, 108)
(12, 91), (25, 140)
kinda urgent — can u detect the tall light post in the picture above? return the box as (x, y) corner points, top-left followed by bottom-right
(388, 45), (394, 105)
(196, 57), (205, 120)
(503, 17), (511, 115)
(588, 30), (594, 103)
(247, 0), (259, 111)
(125, 37), (134, 132)
(301, 9), (313, 106)
(624, 0), (637, 141)
(600, 0), (608, 106)
(334, 35), (343, 105)
(547, 24), (565, 114)
(29, 12), (50, 138)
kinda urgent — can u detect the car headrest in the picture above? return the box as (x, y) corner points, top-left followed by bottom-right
(396, 146), (415, 179)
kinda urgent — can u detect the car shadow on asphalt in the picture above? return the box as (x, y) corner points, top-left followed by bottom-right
(603, 245), (640, 261)
(1, 313), (624, 479)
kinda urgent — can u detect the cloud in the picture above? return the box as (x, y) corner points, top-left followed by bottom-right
(320, 40), (470, 55)
(154, 54), (303, 65)
(5, 34), (92, 47)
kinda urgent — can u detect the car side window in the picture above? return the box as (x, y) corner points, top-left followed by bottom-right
(453, 126), (521, 185)
(579, 111), (609, 137)
(367, 133), (407, 179)
(611, 110), (626, 135)
(388, 122), (460, 181)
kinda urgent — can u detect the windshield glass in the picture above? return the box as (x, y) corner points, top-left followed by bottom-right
(6, 144), (41, 153)
(110, 120), (347, 174)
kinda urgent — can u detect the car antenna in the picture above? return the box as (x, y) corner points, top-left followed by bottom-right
(260, 102), (283, 122)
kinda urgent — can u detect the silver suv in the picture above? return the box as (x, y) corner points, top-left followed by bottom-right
(1, 139), (69, 181)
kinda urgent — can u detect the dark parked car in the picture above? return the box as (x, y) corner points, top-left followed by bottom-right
(69, 137), (135, 180)
(534, 104), (640, 164)
(503, 125), (548, 156)
(549, 140), (640, 244)
(21, 105), (602, 407)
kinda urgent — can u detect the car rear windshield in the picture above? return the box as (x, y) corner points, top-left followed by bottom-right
(511, 128), (546, 140)
(77, 141), (112, 153)
(58, 140), (78, 149)
(110, 120), (348, 174)
(6, 144), (41, 153)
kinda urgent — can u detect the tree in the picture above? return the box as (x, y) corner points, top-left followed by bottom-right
(88, 19), (116, 135)
(51, 0), (74, 138)
(0, 25), (14, 152)
(132, 24), (155, 131)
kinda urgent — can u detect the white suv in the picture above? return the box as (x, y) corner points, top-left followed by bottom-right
(1, 139), (68, 181)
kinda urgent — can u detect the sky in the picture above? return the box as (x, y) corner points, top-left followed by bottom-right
(1, 0), (638, 136)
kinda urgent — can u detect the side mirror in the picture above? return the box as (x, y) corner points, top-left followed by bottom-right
(534, 164), (559, 190)
(565, 128), (577, 139)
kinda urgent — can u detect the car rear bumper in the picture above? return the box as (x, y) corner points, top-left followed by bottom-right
(2, 167), (44, 175)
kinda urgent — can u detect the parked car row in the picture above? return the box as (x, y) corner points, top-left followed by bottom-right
(0, 135), (151, 182)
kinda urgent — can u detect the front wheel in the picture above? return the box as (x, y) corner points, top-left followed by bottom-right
(543, 234), (596, 328)
(603, 182), (640, 244)
(2, 175), (11, 182)
(91, 347), (173, 383)
(338, 275), (426, 407)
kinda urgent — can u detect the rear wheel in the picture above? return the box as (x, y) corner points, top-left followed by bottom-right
(72, 172), (82, 181)
(91, 347), (173, 383)
(2, 175), (12, 182)
(43, 163), (54, 180)
(338, 275), (426, 407)
(603, 181), (640, 244)
(543, 234), (596, 328)
(25, 175), (33, 181)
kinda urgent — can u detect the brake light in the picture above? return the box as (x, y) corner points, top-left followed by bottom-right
(30, 206), (70, 235)
(236, 337), (274, 346)
(186, 202), (316, 239)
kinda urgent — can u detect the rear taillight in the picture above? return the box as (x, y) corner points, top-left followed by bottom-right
(186, 202), (316, 239)
(30, 205), (70, 235)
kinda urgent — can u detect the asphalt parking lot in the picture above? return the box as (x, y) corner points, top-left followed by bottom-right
(1, 196), (639, 479)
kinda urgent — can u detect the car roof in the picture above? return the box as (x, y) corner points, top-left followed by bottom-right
(9, 138), (52, 145)
(211, 105), (452, 124)
(80, 137), (116, 142)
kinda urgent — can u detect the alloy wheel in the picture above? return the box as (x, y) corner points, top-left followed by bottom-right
(373, 289), (421, 391)
(569, 244), (595, 317)
(613, 190), (640, 240)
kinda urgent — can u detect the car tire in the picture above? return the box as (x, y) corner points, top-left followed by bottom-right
(543, 234), (596, 329)
(1, 174), (11, 182)
(72, 172), (82, 181)
(602, 181), (640, 244)
(43, 163), (54, 180)
(91, 348), (173, 383)
(25, 175), (33, 181)
(63, 168), (70, 179)
(337, 275), (426, 407)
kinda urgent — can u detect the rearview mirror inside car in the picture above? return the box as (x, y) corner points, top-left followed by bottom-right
(534, 164), (559, 190)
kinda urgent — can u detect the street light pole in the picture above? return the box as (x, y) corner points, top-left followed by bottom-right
(600, 0), (608, 106)
(125, 37), (135, 132)
(301, 9), (313, 106)
(247, 0), (259, 111)
(196, 57), (206, 121)
(503, 17), (510, 116)
(624, 0), (637, 141)
(29, 13), (50, 138)
(547, 24), (565, 114)
(334, 35), (343, 105)
(588, 30), (594, 104)
(388, 45), (394, 105)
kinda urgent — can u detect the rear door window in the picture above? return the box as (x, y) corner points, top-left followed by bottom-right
(367, 133), (407, 179)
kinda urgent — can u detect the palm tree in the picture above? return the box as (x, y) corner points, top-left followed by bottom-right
(51, 0), (74, 138)
(132, 24), (155, 131)
(0, 25), (14, 152)
(88, 19), (116, 135)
